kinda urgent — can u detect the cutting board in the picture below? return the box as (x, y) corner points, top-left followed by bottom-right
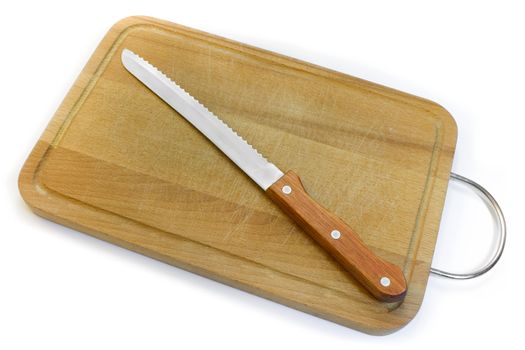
(18, 16), (457, 334)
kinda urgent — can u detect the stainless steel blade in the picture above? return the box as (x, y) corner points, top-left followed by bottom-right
(121, 49), (284, 190)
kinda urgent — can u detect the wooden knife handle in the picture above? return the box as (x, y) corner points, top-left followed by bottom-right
(266, 171), (407, 302)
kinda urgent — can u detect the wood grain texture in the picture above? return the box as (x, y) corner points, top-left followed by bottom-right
(18, 16), (457, 334)
(267, 171), (407, 302)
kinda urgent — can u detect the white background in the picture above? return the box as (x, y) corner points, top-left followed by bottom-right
(1, 1), (523, 348)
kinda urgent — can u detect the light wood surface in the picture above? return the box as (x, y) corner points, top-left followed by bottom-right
(267, 171), (407, 301)
(18, 16), (457, 334)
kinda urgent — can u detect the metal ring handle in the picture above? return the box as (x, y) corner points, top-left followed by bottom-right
(430, 172), (507, 279)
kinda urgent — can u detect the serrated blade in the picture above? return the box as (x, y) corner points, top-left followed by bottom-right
(121, 49), (284, 190)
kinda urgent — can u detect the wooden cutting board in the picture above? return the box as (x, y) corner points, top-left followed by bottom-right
(18, 16), (457, 334)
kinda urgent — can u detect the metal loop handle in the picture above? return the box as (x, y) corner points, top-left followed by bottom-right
(430, 172), (506, 279)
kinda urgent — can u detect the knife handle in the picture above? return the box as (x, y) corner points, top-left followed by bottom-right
(266, 171), (407, 302)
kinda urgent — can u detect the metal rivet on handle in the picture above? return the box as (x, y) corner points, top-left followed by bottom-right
(380, 276), (391, 287)
(282, 185), (292, 194)
(330, 230), (341, 239)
